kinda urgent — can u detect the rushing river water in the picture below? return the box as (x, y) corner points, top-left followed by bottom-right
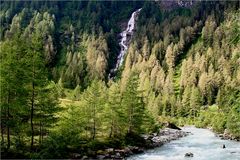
(128, 126), (240, 160)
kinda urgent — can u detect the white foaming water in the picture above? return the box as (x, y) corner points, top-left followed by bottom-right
(113, 8), (141, 72)
(128, 126), (240, 160)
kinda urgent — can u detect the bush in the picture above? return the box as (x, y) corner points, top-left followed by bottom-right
(227, 106), (240, 138)
(37, 134), (69, 159)
(211, 113), (227, 133)
(124, 132), (146, 147)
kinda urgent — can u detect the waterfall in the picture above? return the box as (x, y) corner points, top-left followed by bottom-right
(109, 8), (142, 78)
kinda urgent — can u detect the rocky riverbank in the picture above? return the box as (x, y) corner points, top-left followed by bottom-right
(78, 128), (189, 159)
(206, 127), (240, 142)
(217, 129), (240, 141)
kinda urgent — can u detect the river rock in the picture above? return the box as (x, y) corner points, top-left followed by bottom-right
(81, 155), (88, 160)
(114, 152), (122, 158)
(129, 146), (144, 154)
(105, 148), (114, 153)
(217, 129), (239, 141)
(93, 128), (189, 159)
(166, 122), (182, 130)
(96, 155), (106, 159)
(126, 147), (134, 155)
(97, 150), (105, 154)
(71, 153), (81, 158)
(185, 152), (194, 157)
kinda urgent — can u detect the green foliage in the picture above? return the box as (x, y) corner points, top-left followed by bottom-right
(0, 25), (60, 155)
(227, 106), (240, 138)
(122, 72), (147, 134)
(211, 112), (227, 133)
(37, 133), (69, 159)
(0, 33), (29, 150)
(104, 82), (124, 138)
(226, 89), (240, 138)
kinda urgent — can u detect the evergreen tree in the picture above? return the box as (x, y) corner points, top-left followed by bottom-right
(81, 80), (106, 140)
(105, 82), (124, 138)
(181, 86), (191, 117)
(122, 72), (145, 134)
(25, 32), (60, 150)
(190, 87), (201, 120)
(0, 34), (28, 150)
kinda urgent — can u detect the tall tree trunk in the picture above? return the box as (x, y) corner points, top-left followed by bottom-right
(7, 106), (10, 150)
(39, 106), (43, 145)
(1, 119), (4, 145)
(7, 92), (10, 150)
(109, 108), (113, 138)
(41, 127), (44, 144)
(109, 119), (113, 138)
(39, 121), (42, 144)
(30, 61), (35, 150)
(1, 101), (6, 146)
(128, 104), (133, 134)
(92, 104), (96, 140)
(30, 81), (34, 150)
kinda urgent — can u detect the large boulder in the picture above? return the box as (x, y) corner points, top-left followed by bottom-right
(166, 122), (182, 130)
(185, 152), (194, 157)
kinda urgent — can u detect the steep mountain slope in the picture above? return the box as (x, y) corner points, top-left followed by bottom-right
(0, 1), (144, 88)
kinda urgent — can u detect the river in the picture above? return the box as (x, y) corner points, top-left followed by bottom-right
(128, 126), (240, 160)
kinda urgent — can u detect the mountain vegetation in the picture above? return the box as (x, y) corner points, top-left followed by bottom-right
(0, 1), (239, 159)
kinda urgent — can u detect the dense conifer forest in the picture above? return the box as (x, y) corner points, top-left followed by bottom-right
(0, 1), (239, 159)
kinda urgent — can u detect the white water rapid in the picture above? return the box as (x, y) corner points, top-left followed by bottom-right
(128, 127), (240, 160)
(110, 8), (141, 77)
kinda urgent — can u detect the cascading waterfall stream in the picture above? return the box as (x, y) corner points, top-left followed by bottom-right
(109, 8), (141, 78)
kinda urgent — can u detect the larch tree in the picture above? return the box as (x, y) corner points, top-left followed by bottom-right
(25, 32), (60, 150)
(122, 72), (145, 134)
(142, 37), (150, 60)
(190, 86), (201, 120)
(165, 43), (175, 69)
(181, 86), (191, 117)
(81, 80), (106, 140)
(105, 82), (124, 138)
(0, 34), (28, 150)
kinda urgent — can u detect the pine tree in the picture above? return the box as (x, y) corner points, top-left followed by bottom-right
(25, 33), (46, 150)
(35, 82), (60, 144)
(181, 86), (191, 117)
(122, 72), (145, 134)
(105, 82), (123, 138)
(202, 15), (217, 46)
(198, 72), (208, 97)
(81, 80), (106, 139)
(165, 43), (175, 69)
(0, 34), (28, 150)
(142, 37), (150, 59)
(151, 40), (164, 63)
(25, 32), (60, 150)
(190, 87), (201, 120)
(86, 35), (108, 80)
